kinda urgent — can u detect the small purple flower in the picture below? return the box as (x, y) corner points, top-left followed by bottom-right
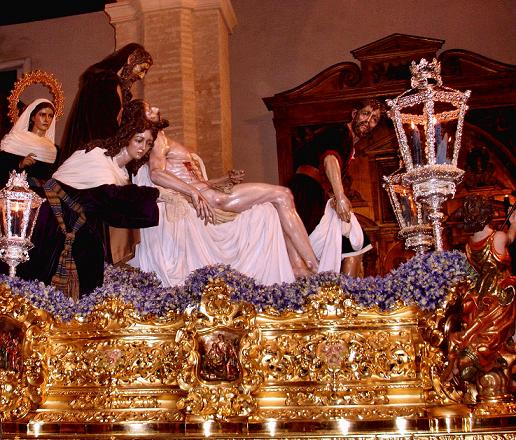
(0, 251), (472, 320)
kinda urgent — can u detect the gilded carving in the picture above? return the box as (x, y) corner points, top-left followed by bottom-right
(260, 327), (417, 384)
(31, 408), (184, 423)
(252, 405), (423, 421)
(0, 279), (514, 436)
(285, 386), (389, 406)
(418, 284), (467, 406)
(68, 391), (159, 410)
(48, 338), (180, 387)
(29, 297), (185, 423)
(0, 285), (50, 421)
(176, 278), (263, 419)
(306, 284), (361, 320)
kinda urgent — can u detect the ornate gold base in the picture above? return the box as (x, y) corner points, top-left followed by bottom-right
(2, 416), (516, 439)
(1, 280), (515, 439)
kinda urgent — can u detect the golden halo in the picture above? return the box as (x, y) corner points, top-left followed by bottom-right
(7, 69), (65, 124)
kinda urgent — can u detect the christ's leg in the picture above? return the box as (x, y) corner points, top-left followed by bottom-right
(204, 183), (318, 274)
(284, 234), (313, 277)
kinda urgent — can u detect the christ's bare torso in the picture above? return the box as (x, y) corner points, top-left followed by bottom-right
(163, 139), (205, 187)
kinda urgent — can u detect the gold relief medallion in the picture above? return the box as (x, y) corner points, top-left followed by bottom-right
(316, 338), (349, 371)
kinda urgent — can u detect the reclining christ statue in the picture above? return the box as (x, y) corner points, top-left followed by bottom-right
(129, 104), (363, 286)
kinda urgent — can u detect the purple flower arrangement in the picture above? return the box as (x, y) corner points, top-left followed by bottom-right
(0, 250), (472, 322)
(0, 276), (77, 321)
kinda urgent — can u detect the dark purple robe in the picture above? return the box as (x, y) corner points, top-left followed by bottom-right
(58, 68), (122, 165)
(0, 150), (57, 189)
(14, 181), (159, 297)
(58, 43), (147, 165)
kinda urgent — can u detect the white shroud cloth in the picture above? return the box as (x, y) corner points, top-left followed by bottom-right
(309, 200), (366, 272)
(129, 164), (296, 286)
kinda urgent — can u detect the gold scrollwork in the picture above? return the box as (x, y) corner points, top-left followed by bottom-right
(305, 284), (361, 320)
(0, 284), (51, 421)
(260, 329), (417, 384)
(48, 338), (181, 388)
(7, 69), (65, 124)
(253, 405), (424, 421)
(32, 408), (184, 423)
(69, 391), (159, 410)
(286, 386), (389, 406)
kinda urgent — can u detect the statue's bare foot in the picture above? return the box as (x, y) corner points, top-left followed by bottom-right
(305, 259), (319, 274)
(293, 266), (315, 278)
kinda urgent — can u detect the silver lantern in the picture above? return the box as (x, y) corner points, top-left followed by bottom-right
(383, 170), (433, 254)
(386, 58), (470, 251)
(0, 171), (43, 277)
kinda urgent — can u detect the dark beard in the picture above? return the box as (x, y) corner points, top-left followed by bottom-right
(120, 85), (133, 106)
(119, 65), (138, 105)
(352, 119), (371, 138)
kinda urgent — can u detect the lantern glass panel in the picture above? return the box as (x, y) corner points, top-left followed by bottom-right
(392, 184), (430, 228)
(403, 121), (425, 167)
(0, 201), (5, 236)
(433, 118), (457, 165)
(399, 192), (418, 227)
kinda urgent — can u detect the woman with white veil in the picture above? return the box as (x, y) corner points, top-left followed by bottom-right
(0, 98), (58, 188)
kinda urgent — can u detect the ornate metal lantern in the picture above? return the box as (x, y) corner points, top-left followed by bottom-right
(383, 170), (433, 253)
(0, 171), (43, 277)
(386, 58), (470, 250)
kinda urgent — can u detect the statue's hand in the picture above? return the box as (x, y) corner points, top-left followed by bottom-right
(190, 188), (215, 225)
(229, 169), (245, 184)
(331, 195), (352, 223)
(19, 153), (37, 169)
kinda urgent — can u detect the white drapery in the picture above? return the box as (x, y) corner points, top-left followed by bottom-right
(129, 164), (296, 286)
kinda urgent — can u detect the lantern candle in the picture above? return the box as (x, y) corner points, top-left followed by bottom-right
(410, 122), (422, 166)
(400, 195), (412, 225)
(435, 123), (448, 164)
(10, 201), (24, 236)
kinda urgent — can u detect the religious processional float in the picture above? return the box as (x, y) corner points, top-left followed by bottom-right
(0, 60), (514, 439)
